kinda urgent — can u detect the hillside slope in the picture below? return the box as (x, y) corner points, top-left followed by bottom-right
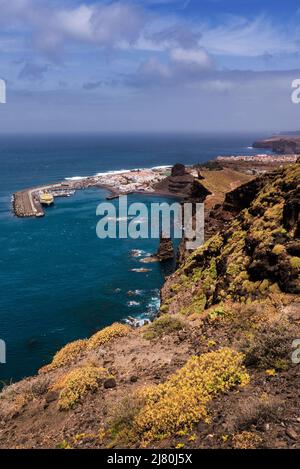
(0, 161), (299, 449)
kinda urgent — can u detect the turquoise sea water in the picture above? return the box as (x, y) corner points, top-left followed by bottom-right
(0, 133), (265, 383)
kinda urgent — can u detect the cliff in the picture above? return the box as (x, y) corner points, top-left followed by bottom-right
(162, 161), (300, 313)
(253, 135), (300, 154)
(0, 161), (299, 449)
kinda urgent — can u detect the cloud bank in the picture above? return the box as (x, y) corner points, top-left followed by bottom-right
(1, 0), (300, 132)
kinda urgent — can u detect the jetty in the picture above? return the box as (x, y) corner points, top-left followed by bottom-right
(13, 183), (77, 218)
(13, 190), (44, 218)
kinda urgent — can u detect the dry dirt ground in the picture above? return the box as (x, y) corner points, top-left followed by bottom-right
(200, 168), (253, 212)
(0, 298), (299, 449)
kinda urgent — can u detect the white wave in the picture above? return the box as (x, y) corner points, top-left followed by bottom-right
(95, 169), (132, 177)
(131, 268), (152, 272)
(151, 165), (172, 170)
(147, 296), (161, 312)
(65, 165), (172, 182)
(124, 317), (150, 327)
(127, 301), (141, 307)
(65, 176), (88, 181)
(130, 249), (146, 257)
(134, 289), (144, 296)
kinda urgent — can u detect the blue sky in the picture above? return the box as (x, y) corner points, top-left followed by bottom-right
(1, 0), (300, 133)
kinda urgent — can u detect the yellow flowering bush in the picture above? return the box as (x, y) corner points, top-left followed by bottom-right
(40, 339), (88, 373)
(87, 323), (131, 350)
(131, 348), (249, 444)
(52, 366), (109, 410)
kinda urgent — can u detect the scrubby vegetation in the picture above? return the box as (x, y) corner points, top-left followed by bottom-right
(52, 366), (109, 410)
(1, 161), (299, 449)
(143, 315), (184, 340)
(87, 323), (131, 350)
(232, 431), (263, 449)
(208, 305), (232, 322)
(162, 162), (300, 317)
(40, 339), (88, 373)
(40, 323), (131, 373)
(111, 348), (249, 446)
(240, 318), (294, 371)
(290, 256), (300, 269)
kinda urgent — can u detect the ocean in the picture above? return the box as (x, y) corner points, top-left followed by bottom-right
(0, 133), (265, 383)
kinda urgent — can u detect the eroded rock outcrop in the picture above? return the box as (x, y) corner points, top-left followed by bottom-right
(154, 163), (211, 201)
(156, 234), (174, 261)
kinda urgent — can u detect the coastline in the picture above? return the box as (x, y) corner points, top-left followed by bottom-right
(11, 166), (175, 218)
(1, 156), (299, 448)
(11, 154), (297, 218)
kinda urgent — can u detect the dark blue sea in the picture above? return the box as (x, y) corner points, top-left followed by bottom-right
(0, 133), (265, 383)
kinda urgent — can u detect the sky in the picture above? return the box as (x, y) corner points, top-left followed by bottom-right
(1, 0), (300, 133)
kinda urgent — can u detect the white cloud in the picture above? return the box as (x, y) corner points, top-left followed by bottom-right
(200, 15), (300, 57)
(56, 5), (94, 42)
(0, 1), (145, 58)
(170, 47), (213, 68)
(140, 57), (171, 78)
(1, 1), (299, 63)
(55, 3), (144, 46)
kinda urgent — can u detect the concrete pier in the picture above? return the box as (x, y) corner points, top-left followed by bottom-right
(12, 183), (63, 218)
(13, 190), (44, 218)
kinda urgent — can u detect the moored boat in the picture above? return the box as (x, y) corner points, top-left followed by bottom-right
(39, 192), (54, 206)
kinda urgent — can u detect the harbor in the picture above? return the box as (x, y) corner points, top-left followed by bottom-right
(12, 167), (172, 218)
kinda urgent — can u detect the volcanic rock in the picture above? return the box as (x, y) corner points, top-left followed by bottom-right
(156, 235), (174, 261)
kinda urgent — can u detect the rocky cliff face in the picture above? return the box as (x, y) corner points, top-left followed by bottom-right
(253, 135), (300, 154)
(156, 235), (174, 261)
(162, 160), (300, 316)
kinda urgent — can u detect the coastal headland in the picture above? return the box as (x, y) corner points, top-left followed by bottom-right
(253, 134), (300, 154)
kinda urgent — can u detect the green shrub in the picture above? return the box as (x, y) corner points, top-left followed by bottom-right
(241, 318), (294, 370)
(143, 315), (184, 340)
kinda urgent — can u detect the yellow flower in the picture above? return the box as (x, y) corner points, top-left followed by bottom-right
(87, 323), (131, 350)
(52, 365), (109, 410)
(265, 369), (277, 377)
(131, 348), (249, 444)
